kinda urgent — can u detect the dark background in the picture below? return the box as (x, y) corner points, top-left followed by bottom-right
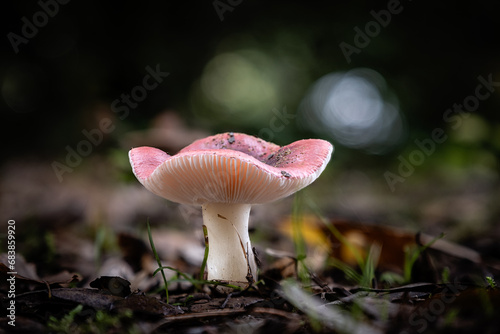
(2, 0), (499, 155)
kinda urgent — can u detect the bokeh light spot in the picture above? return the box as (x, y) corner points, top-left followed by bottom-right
(299, 68), (405, 154)
(198, 50), (279, 122)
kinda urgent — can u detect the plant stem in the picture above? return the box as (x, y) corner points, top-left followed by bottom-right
(292, 192), (310, 284)
(147, 221), (169, 303)
(200, 225), (209, 281)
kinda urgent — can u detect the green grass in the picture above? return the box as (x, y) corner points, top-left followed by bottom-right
(199, 225), (209, 281)
(146, 220), (249, 300)
(304, 194), (445, 287)
(291, 192), (311, 285)
(485, 276), (497, 289)
(305, 196), (378, 287)
(47, 304), (85, 332)
(403, 233), (444, 283)
(47, 305), (138, 334)
(147, 220), (170, 303)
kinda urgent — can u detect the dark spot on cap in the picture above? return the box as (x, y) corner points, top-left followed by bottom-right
(281, 171), (291, 178)
(228, 132), (235, 144)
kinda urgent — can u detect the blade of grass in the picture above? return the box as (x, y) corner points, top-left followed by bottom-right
(360, 243), (381, 287)
(147, 220), (169, 304)
(328, 258), (363, 284)
(404, 232), (444, 282)
(305, 195), (381, 287)
(304, 197), (366, 269)
(199, 225), (209, 281)
(292, 192), (310, 285)
(153, 265), (204, 290)
(94, 225), (107, 271)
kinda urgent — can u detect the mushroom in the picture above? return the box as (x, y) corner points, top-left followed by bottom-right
(129, 132), (333, 290)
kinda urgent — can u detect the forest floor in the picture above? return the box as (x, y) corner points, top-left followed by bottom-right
(1, 154), (499, 333)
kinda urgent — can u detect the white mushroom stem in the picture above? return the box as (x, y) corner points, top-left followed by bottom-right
(201, 202), (257, 285)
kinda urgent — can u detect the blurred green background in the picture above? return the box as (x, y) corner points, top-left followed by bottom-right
(1, 0), (499, 153)
(1, 0), (499, 254)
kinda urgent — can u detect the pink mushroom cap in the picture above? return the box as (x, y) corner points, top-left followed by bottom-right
(129, 132), (333, 205)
